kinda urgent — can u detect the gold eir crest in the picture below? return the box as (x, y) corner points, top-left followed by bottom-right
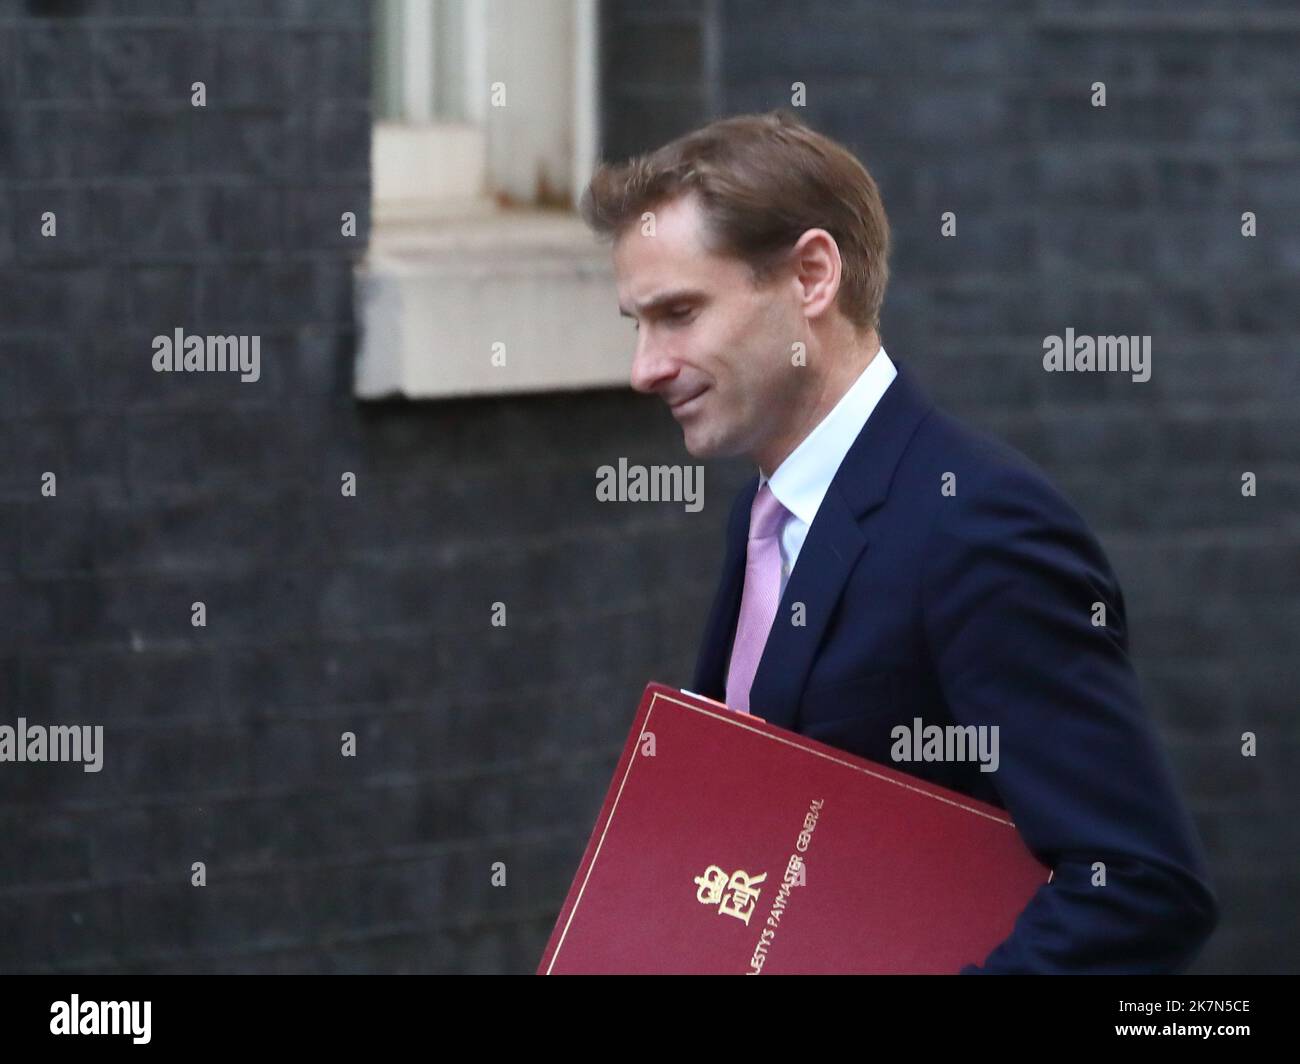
(693, 864), (768, 925)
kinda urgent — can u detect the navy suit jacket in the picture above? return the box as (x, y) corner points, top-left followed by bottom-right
(691, 356), (1219, 973)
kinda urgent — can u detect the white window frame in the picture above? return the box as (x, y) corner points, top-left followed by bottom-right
(358, 0), (627, 401)
(372, 0), (600, 222)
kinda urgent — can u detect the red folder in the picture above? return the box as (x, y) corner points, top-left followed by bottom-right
(538, 682), (1052, 974)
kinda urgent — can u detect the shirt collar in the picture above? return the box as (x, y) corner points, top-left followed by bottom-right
(759, 346), (897, 526)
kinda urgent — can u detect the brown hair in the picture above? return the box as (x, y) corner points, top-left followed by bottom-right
(579, 109), (891, 334)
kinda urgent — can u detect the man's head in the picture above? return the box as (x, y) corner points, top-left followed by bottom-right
(579, 110), (891, 473)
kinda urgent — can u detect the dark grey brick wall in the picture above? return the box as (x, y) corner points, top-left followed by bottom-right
(2, 0), (1295, 976)
(600, 0), (716, 159)
(2, 0), (717, 974)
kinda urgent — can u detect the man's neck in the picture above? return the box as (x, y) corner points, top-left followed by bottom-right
(756, 334), (881, 478)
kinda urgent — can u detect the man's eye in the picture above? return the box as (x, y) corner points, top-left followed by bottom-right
(628, 307), (694, 331)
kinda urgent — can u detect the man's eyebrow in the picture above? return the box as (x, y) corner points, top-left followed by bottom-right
(618, 289), (706, 317)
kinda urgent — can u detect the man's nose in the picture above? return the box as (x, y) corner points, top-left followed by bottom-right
(629, 332), (678, 396)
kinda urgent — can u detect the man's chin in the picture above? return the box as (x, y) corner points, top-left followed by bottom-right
(680, 425), (734, 461)
(679, 427), (712, 459)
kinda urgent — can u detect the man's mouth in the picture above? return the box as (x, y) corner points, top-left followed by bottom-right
(670, 388), (708, 414)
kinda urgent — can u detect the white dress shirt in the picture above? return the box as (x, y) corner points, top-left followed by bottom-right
(761, 346), (897, 598)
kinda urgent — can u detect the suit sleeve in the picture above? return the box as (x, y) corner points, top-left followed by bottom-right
(919, 460), (1219, 974)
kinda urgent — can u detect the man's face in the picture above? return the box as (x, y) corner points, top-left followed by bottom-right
(613, 192), (807, 464)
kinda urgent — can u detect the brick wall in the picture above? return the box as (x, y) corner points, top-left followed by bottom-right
(1, 0), (722, 973)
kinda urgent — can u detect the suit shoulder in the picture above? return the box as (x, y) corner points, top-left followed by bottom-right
(904, 408), (1130, 637)
(910, 406), (1045, 484)
(905, 406), (1090, 528)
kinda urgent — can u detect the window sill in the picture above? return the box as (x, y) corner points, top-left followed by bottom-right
(353, 208), (633, 400)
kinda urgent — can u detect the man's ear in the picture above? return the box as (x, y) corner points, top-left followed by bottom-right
(789, 228), (842, 323)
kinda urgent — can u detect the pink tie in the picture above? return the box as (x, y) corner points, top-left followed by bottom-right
(726, 483), (789, 714)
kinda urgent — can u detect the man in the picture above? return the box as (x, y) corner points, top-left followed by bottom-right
(579, 110), (1218, 974)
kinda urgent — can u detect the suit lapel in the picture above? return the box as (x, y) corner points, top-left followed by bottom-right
(750, 488), (868, 730)
(691, 476), (758, 699)
(695, 357), (936, 730)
